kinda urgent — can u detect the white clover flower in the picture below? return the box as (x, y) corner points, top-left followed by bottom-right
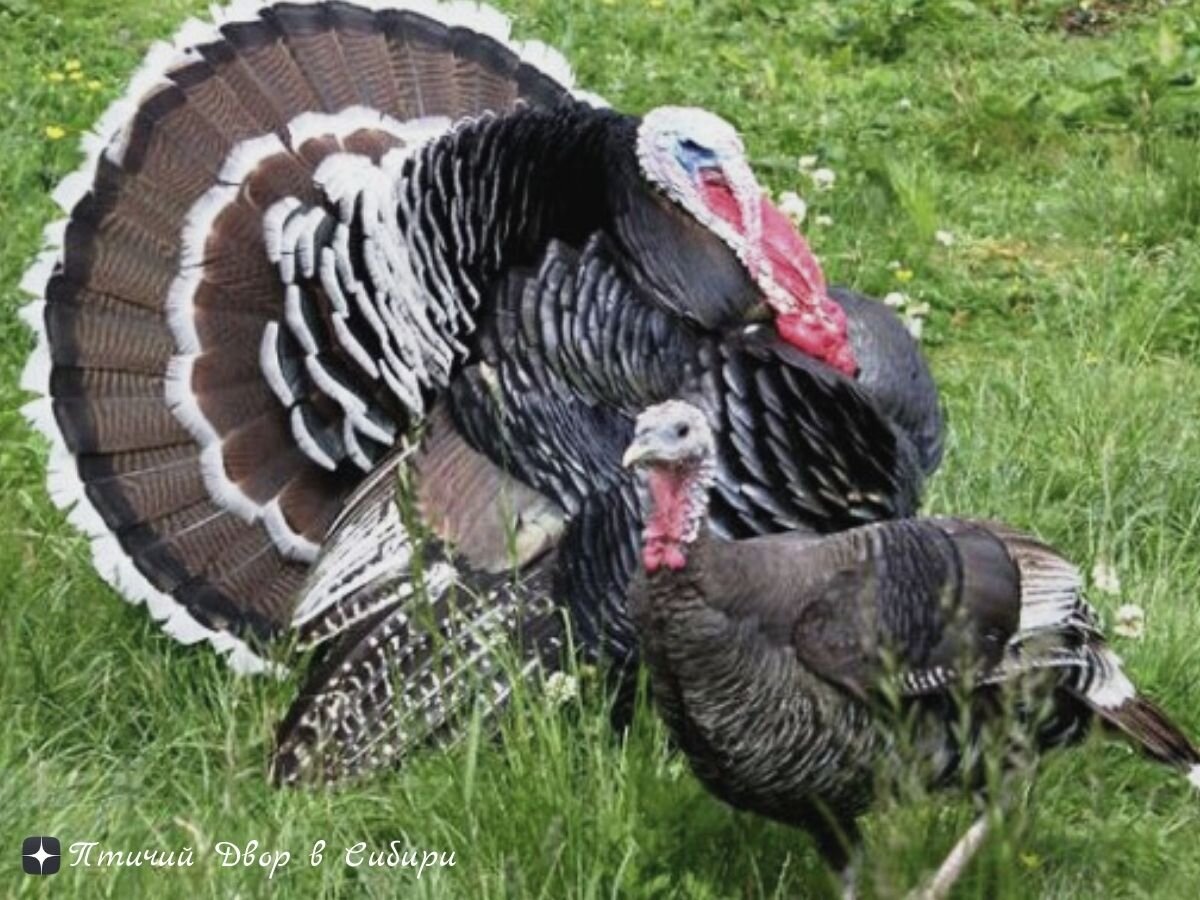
(797, 154), (819, 171)
(777, 190), (808, 228)
(886, 259), (902, 271)
(886, 294), (928, 340)
(1091, 560), (1121, 595)
(814, 214), (834, 227)
(809, 167), (836, 191)
(935, 229), (955, 247)
(545, 671), (579, 707)
(897, 97), (913, 111)
(1113, 604), (1145, 640)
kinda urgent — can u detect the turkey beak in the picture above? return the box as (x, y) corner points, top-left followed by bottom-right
(622, 438), (656, 470)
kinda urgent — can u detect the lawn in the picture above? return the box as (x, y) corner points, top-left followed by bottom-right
(2, 0), (1199, 897)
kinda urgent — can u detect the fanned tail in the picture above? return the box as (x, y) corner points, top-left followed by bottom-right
(20, 0), (592, 671)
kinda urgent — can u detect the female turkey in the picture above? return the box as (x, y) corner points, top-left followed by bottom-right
(19, 0), (940, 779)
(623, 400), (1199, 898)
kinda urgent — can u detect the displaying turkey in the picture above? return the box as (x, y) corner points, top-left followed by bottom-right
(622, 400), (1199, 899)
(18, 0), (941, 780)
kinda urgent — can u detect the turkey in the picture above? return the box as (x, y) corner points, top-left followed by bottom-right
(18, 0), (941, 780)
(622, 400), (1199, 899)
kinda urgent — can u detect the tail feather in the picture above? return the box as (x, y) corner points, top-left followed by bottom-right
(84, 452), (209, 526)
(1088, 691), (1200, 777)
(980, 527), (1198, 791)
(21, 0), (593, 671)
(269, 6), (367, 114)
(44, 293), (174, 373)
(328, 4), (407, 112)
(50, 369), (161, 402)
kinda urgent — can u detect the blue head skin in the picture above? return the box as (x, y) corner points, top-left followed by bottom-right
(674, 137), (721, 176)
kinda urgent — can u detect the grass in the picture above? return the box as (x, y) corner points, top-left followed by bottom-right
(2, 0), (1199, 896)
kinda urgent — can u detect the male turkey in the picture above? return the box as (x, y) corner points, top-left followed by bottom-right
(19, 0), (940, 780)
(623, 401), (1199, 899)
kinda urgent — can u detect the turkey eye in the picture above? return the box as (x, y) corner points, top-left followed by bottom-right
(676, 424), (690, 438)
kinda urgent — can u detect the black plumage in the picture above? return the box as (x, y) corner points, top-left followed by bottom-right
(623, 401), (1199, 897)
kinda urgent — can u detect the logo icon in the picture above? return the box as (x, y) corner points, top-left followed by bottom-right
(22, 836), (61, 876)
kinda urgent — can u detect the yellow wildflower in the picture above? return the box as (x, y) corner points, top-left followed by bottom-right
(65, 59), (82, 71)
(68, 71), (84, 82)
(45, 125), (67, 141)
(87, 79), (103, 91)
(894, 268), (915, 283)
(46, 71), (65, 83)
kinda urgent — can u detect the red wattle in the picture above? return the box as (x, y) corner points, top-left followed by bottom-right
(642, 468), (695, 573)
(760, 196), (826, 303)
(760, 199), (858, 376)
(776, 310), (858, 376)
(693, 170), (857, 376)
(643, 540), (687, 573)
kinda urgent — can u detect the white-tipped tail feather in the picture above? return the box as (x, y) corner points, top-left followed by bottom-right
(1084, 649), (1137, 710)
(19, 0), (600, 674)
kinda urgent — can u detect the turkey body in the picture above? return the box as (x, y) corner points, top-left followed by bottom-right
(20, 0), (941, 783)
(624, 402), (1199, 889)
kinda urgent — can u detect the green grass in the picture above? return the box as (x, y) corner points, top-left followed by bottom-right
(2, 0), (1199, 896)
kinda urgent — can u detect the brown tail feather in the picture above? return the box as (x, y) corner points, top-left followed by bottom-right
(269, 5), (366, 112)
(21, 0), (586, 672)
(1092, 694), (1200, 774)
(329, 3), (406, 112)
(86, 456), (209, 525)
(221, 19), (327, 119)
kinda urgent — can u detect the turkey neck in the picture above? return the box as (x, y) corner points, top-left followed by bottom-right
(630, 459), (719, 644)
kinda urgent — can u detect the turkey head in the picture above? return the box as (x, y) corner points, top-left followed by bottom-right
(631, 107), (857, 376)
(622, 400), (716, 572)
